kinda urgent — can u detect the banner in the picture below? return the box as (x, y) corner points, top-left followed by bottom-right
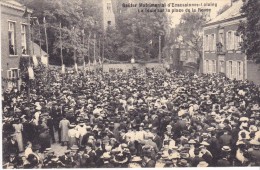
(83, 61), (86, 70)
(61, 64), (65, 74)
(75, 63), (78, 73)
(131, 58), (135, 64)
(32, 55), (38, 67)
(93, 60), (97, 66)
(28, 66), (35, 79)
(41, 55), (48, 66)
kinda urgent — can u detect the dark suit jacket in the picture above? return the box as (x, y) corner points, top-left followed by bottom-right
(145, 159), (156, 167)
(217, 158), (231, 167)
(219, 134), (232, 147)
(100, 162), (114, 168)
(190, 156), (203, 167)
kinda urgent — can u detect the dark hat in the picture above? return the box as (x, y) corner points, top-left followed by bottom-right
(32, 144), (41, 151)
(113, 153), (128, 164)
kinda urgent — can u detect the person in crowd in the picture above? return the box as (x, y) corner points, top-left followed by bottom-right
(2, 67), (260, 168)
(59, 116), (70, 146)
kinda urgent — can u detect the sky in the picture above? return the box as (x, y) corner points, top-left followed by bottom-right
(166, 0), (231, 27)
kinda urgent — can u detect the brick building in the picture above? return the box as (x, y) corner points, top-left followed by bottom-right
(202, 0), (260, 84)
(1, 0), (32, 90)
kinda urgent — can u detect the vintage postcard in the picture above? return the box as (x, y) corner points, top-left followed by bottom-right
(1, 0), (260, 168)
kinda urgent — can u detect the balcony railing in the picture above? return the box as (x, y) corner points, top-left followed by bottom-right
(216, 42), (225, 55)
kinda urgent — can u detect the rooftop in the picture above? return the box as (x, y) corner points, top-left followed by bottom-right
(205, 0), (244, 26)
(0, 0), (32, 13)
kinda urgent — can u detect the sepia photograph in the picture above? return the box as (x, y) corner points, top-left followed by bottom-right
(1, 0), (260, 168)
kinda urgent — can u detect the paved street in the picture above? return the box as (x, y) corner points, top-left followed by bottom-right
(51, 131), (67, 156)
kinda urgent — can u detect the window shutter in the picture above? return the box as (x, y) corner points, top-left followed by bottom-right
(232, 61), (237, 79)
(213, 34), (216, 51)
(209, 60), (213, 74)
(214, 60), (217, 73)
(231, 31), (235, 50)
(204, 35), (206, 51)
(226, 61), (230, 78)
(7, 70), (11, 79)
(240, 61), (244, 80)
(203, 60), (206, 73)
(226, 32), (229, 50)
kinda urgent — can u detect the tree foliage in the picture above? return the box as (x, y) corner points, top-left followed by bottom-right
(175, 12), (206, 67)
(237, 0), (260, 63)
(19, 0), (103, 66)
(19, 0), (170, 64)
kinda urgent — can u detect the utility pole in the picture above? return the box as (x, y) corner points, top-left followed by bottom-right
(102, 34), (105, 75)
(158, 35), (161, 63)
(94, 33), (96, 72)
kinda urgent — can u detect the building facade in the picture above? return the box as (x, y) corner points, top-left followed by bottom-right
(1, 0), (32, 90)
(203, 0), (246, 80)
(102, 0), (115, 31)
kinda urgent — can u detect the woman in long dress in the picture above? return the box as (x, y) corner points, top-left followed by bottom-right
(59, 116), (70, 146)
(12, 118), (24, 152)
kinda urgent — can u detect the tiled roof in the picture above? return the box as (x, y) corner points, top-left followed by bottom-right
(0, 0), (32, 13)
(206, 0), (244, 25)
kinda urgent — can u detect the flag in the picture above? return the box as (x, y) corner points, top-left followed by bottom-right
(75, 63), (78, 73)
(83, 61), (86, 70)
(43, 16), (46, 24)
(93, 59), (97, 66)
(99, 58), (102, 65)
(131, 57), (135, 64)
(61, 64), (65, 74)
(23, 7), (29, 18)
(32, 55), (38, 67)
(28, 66), (34, 80)
(41, 55), (48, 66)
(149, 40), (152, 45)
(36, 18), (39, 25)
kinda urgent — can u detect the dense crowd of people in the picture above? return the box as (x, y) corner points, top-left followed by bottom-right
(2, 67), (260, 168)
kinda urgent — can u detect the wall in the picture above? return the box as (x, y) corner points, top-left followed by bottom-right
(1, 3), (30, 90)
(247, 61), (260, 85)
(101, 63), (165, 72)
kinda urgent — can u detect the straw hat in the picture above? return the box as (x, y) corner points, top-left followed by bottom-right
(197, 161), (209, 167)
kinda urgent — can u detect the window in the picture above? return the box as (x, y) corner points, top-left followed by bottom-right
(206, 60), (209, 73)
(186, 51), (190, 58)
(209, 35), (212, 51)
(107, 21), (111, 26)
(219, 32), (224, 45)
(7, 68), (20, 79)
(237, 61), (243, 80)
(235, 34), (242, 50)
(212, 60), (216, 73)
(205, 35), (209, 51)
(21, 24), (27, 55)
(107, 3), (112, 11)
(226, 31), (236, 50)
(226, 61), (233, 79)
(226, 60), (239, 79)
(8, 21), (16, 55)
(211, 34), (216, 51)
(219, 60), (224, 73)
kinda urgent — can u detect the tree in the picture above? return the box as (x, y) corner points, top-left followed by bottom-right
(18, 0), (102, 66)
(175, 13), (206, 70)
(237, 0), (260, 63)
(105, 0), (169, 61)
